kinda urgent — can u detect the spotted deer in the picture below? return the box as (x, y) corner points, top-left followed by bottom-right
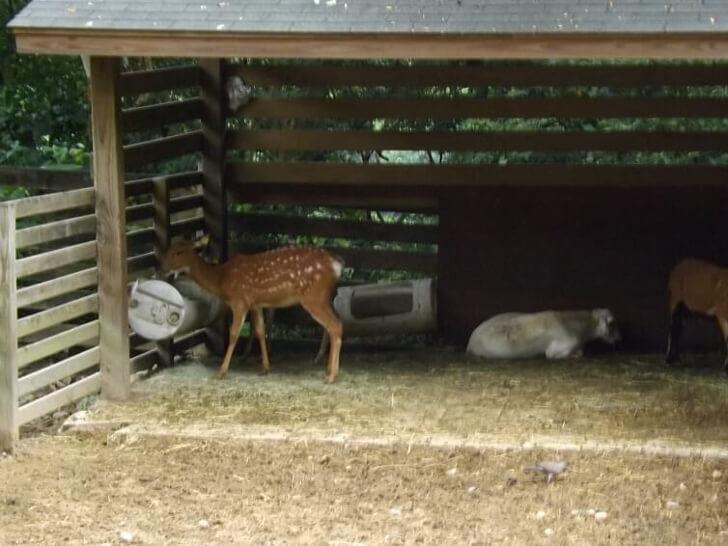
(162, 236), (344, 383)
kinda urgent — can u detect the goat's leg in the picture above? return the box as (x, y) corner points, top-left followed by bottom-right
(218, 307), (247, 379)
(301, 299), (342, 384)
(666, 302), (684, 365)
(252, 308), (271, 375)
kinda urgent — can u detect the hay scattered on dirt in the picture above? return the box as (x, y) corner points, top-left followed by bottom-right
(94, 348), (728, 447)
(1, 432), (726, 545)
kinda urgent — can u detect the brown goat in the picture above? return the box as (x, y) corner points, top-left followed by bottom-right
(666, 258), (728, 373)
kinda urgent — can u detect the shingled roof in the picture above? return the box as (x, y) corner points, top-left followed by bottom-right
(10, 0), (728, 34)
(9, 1), (728, 59)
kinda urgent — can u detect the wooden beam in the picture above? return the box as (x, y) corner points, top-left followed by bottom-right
(17, 320), (99, 370)
(227, 161), (728, 188)
(240, 97), (728, 120)
(18, 372), (101, 427)
(200, 58), (228, 357)
(13, 30), (728, 60)
(119, 65), (200, 96)
(89, 57), (130, 401)
(229, 129), (728, 153)
(123, 131), (203, 171)
(17, 267), (98, 309)
(17, 347), (100, 399)
(229, 62), (728, 88)
(0, 166), (90, 191)
(122, 98), (203, 133)
(152, 177), (173, 368)
(15, 240), (97, 279)
(13, 188), (95, 219)
(229, 212), (438, 245)
(229, 182), (438, 212)
(0, 204), (19, 452)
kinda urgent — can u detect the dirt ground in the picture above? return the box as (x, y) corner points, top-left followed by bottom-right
(2, 348), (728, 545)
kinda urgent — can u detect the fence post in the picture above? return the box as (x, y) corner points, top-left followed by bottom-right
(152, 177), (173, 367)
(200, 58), (228, 355)
(89, 56), (130, 400)
(0, 203), (19, 452)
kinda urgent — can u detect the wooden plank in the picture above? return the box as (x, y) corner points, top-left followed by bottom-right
(122, 98), (203, 133)
(230, 62), (728, 88)
(90, 57), (130, 401)
(14, 30), (728, 61)
(17, 320), (100, 370)
(236, 242), (436, 274)
(169, 216), (206, 238)
(124, 131), (203, 171)
(18, 372), (101, 426)
(128, 252), (157, 274)
(15, 214), (96, 250)
(230, 183), (438, 212)
(17, 294), (99, 339)
(119, 65), (200, 96)
(200, 59), (229, 357)
(17, 267), (98, 308)
(131, 349), (159, 373)
(169, 193), (204, 213)
(13, 188), (95, 219)
(227, 162), (728, 188)
(16, 240), (97, 279)
(241, 97), (728, 120)
(0, 166), (90, 191)
(152, 177), (173, 368)
(125, 171), (203, 197)
(173, 329), (206, 354)
(0, 204), (19, 451)
(18, 347), (100, 398)
(230, 212), (438, 245)
(229, 129), (728, 153)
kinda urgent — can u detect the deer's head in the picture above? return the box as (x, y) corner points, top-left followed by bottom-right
(161, 235), (210, 278)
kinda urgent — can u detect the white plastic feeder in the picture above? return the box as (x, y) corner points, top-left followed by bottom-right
(333, 278), (437, 337)
(128, 278), (225, 341)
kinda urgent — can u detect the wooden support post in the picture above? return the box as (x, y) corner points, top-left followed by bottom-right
(200, 59), (228, 355)
(89, 56), (130, 400)
(152, 177), (173, 367)
(0, 203), (18, 452)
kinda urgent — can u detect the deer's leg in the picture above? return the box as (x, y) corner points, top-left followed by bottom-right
(218, 306), (247, 379)
(314, 331), (329, 365)
(666, 301), (684, 365)
(717, 316), (728, 375)
(301, 299), (342, 384)
(240, 329), (255, 362)
(252, 308), (271, 375)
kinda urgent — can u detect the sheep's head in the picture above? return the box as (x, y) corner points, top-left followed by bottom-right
(592, 309), (620, 344)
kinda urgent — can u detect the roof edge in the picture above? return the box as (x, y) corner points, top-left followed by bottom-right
(13, 28), (728, 60)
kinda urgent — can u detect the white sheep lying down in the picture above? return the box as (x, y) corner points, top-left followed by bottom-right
(466, 310), (619, 359)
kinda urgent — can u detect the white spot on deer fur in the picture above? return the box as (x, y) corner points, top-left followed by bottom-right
(305, 266), (314, 274)
(314, 273), (321, 281)
(316, 263), (323, 270)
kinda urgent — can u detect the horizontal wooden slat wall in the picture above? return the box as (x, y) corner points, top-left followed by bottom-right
(225, 59), (728, 280)
(120, 64), (207, 363)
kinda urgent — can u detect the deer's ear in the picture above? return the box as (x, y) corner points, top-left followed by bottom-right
(194, 234), (210, 250)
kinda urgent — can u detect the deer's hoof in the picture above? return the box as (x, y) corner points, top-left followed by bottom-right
(257, 367), (270, 376)
(216, 370), (228, 380)
(324, 374), (336, 384)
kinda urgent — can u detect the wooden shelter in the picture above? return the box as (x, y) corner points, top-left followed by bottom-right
(5, 0), (728, 450)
